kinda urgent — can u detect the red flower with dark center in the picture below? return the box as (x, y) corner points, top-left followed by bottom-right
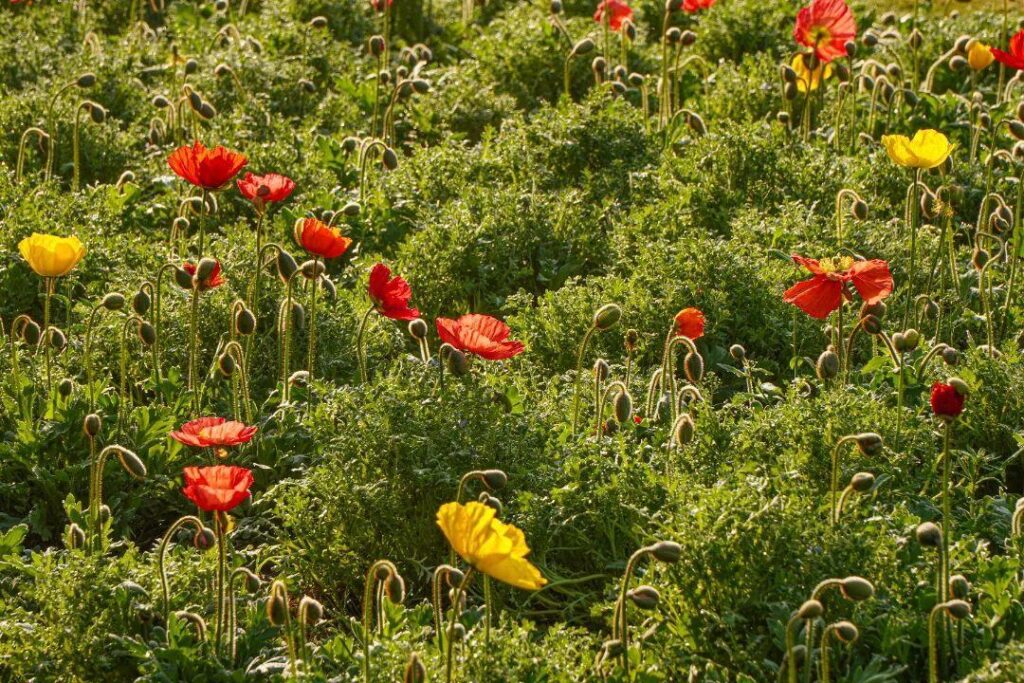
(682, 0), (716, 12)
(368, 263), (420, 321)
(182, 260), (226, 291)
(167, 141), (248, 190)
(237, 172), (296, 207)
(297, 218), (353, 260)
(182, 465), (254, 512)
(992, 29), (1024, 71)
(793, 0), (856, 63)
(435, 314), (525, 361)
(783, 255), (892, 319)
(170, 417), (257, 448)
(593, 0), (633, 31)
(674, 307), (705, 339)
(930, 382), (965, 419)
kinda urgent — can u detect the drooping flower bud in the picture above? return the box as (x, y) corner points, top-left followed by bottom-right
(613, 391), (633, 424)
(67, 523), (86, 549)
(276, 249), (299, 282)
(902, 328), (921, 352)
(850, 471), (875, 493)
(20, 319), (41, 346)
(138, 321), (157, 347)
(446, 348), (468, 376)
(235, 307), (257, 336)
(404, 653), (428, 683)
(132, 290), (151, 316)
(797, 599), (823, 620)
(854, 433), (883, 456)
(299, 596), (324, 625)
(671, 413), (695, 447)
(627, 585), (660, 609)
(101, 292), (126, 311)
(834, 621), (859, 643)
(218, 353), (236, 377)
(116, 447), (148, 480)
(408, 318), (428, 340)
(300, 259), (326, 280)
(593, 358), (610, 383)
(593, 303), (622, 331)
(58, 378), (74, 398)
(382, 147), (399, 171)
(194, 526), (216, 550)
(683, 352), (704, 383)
(861, 314), (882, 335)
(386, 573), (406, 603)
(945, 599), (971, 620)
(916, 521), (943, 548)
(478, 491), (503, 514)
(267, 583), (289, 626)
(649, 540), (682, 563)
(941, 347), (959, 366)
(840, 576), (874, 601)
(480, 469), (508, 490)
(816, 347), (839, 380)
(49, 328), (67, 353)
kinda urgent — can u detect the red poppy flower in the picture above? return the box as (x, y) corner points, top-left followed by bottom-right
(182, 465), (254, 512)
(793, 0), (856, 63)
(435, 314), (525, 361)
(237, 172), (296, 207)
(297, 218), (353, 260)
(930, 382), (965, 419)
(368, 263), (420, 321)
(783, 255), (893, 320)
(682, 0), (716, 12)
(674, 307), (705, 340)
(167, 141), (248, 191)
(182, 260), (226, 290)
(370, 0), (392, 10)
(593, 0), (633, 31)
(992, 29), (1024, 71)
(170, 417), (258, 448)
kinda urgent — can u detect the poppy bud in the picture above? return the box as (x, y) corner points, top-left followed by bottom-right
(267, 586), (289, 626)
(77, 72), (97, 88)
(408, 318), (428, 340)
(404, 653), (427, 683)
(386, 573), (406, 603)
(649, 540), (682, 563)
(941, 346), (959, 365)
(194, 526), (216, 550)
(908, 28), (923, 49)
(783, 83), (798, 101)
(844, 40), (857, 57)
(198, 101), (216, 120)
(972, 247), (990, 271)
(612, 65), (627, 82)
(672, 413), (695, 446)
(172, 266), (193, 290)
(98, 292), (125, 311)
(628, 73), (645, 87)
(480, 469), (508, 490)
(851, 199), (868, 221)
(300, 259), (326, 280)
(448, 622), (466, 642)
(833, 621), (859, 643)
(550, 0), (562, 12)
(627, 585), (660, 609)
(905, 329), (921, 352)
(891, 332), (907, 353)
(218, 353), (235, 377)
(593, 358), (610, 382)
(979, 112), (992, 129)
(591, 56), (607, 78)
(138, 321), (157, 347)
(854, 432), (883, 456)
(916, 521), (943, 548)
(945, 599), (971, 620)
(235, 307), (257, 336)
(593, 303), (621, 331)
(622, 21), (636, 41)
(684, 352), (704, 383)
(862, 31), (878, 48)
(58, 377), (74, 398)
(241, 568), (261, 592)
(613, 391), (633, 424)
(655, 393), (671, 420)
(949, 574), (970, 600)
(369, 35), (386, 57)
(446, 348), (468, 376)
(83, 413), (102, 438)
(299, 596), (324, 625)
(922, 298), (939, 319)
(797, 599), (823, 620)
(777, 111), (792, 126)
(187, 91), (203, 113)
(850, 471), (875, 492)
(310, 15), (328, 28)
(215, 0), (227, 11)
(67, 523), (86, 549)
(624, 328), (640, 352)
(195, 257), (217, 283)
(382, 147), (399, 170)
(276, 249), (299, 282)
(604, 418), (620, 435)
(130, 290), (151, 316)
(687, 112), (707, 136)
(840, 576), (874, 601)
(183, 58), (198, 75)
(49, 327), (67, 353)
(114, 447), (147, 480)
(99, 504), (111, 523)
(780, 64), (797, 83)
(665, 0), (682, 10)
(478, 491), (503, 514)
(854, 314), (880, 336)
(947, 377), (969, 397)
(290, 302), (306, 331)
(21, 319), (41, 346)
(834, 62), (850, 82)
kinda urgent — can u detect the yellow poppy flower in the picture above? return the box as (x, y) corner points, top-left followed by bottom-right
(436, 501), (547, 590)
(967, 40), (994, 71)
(881, 129), (955, 170)
(791, 54), (832, 93)
(18, 233), (86, 278)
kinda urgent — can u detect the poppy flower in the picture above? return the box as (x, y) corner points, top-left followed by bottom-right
(18, 233), (86, 278)
(793, 0), (856, 63)
(237, 172), (296, 207)
(182, 260), (226, 290)
(296, 218), (353, 260)
(792, 53), (833, 92)
(436, 501), (547, 590)
(167, 141), (248, 191)
(674, 307), (705, 340)
(182, 465), (254, 512)
(881, 129), (955, 170)
(368, 263), (420, 321)
(593, 0), (633, 31)
(992, 29), (1024, 71)
(435, 314), (525, 361)
(930, 382), (965, 419)
(783, 255), (893, 319)
(170, 417), (257, 448)
(968, 41), (995, 71)
(370, 0), (392, 10)
(682, 0), (715, 12)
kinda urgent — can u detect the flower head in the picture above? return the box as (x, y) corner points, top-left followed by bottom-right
(992, 29), (1024, 71)
(182, 465), (254, 512)
(435, 314), (525, 360)
(167, 141), (248, 190)
(182, 260), (226, 290)
(967, 41), (995, 71)
(930, 382), (965, 419)
(783, 255), (893, 319)
(793, 0), (856, 63)
(171, 417), (257, 448)
(881, 129), (955, 169)
(593, 0), (633, 31)
(368, 263), (420, 321)
(682, 0), (716, 12)
(792, 53), (833, 92)
(18, 233), (86, 277)
(237, 172), (296, 208)
(297, 218), (353, 260)
(436, 501), (547, 590)
(674, 307), (705, 340)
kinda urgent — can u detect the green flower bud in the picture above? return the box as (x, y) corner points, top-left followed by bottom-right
(276, 250), (299, 282)
(218, 353), (236, 377)
(101, 292), (126, 311)
(116, 447), (147, 480)
(672, 413), (695, 446)
(235, 307), (257, 336)
(299, 595), (324, 625)
(916, 522), (943, 548)
(797, 599), (823, 620)
(408, 318), (428, 340)
(58, 377), (74, 398)
(382, 147), (399, 171)
(649, 540), (682, 563)
(67, 523), (86, 549)
(949, 574), (970, 600)
(833, 620), (859, 643)
(817, 348), (840, 380)
(132, 290), (151, 316)
(840, 576), (874, 601)
(948, 377), (969, 397)
(626, 585), (660, 609)
(850, 471), (875, 493)
(945, 599), (971, 620)
(729, 344), (746, 362)
(77, 72), (97, 88)
(480, 469), (508, 490)
(684, 352), (704, 383)
(854, 433), (883, 456)
(593, 303), (622, 331)
(194, 526), (216, 550)
(613, 391), (633, 424)
(83, 412), (102, 438)
(404, 653), (427, 683)
(138, 321), (157, 347)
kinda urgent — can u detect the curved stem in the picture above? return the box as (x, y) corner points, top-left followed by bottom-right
(157, 515), (204, 624)
(445, 568), (474, 683)
(570, 326), (597, 435)
(356, 304), (376, 384)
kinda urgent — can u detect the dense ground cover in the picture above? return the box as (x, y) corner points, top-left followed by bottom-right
(2, 0), (1024, 680)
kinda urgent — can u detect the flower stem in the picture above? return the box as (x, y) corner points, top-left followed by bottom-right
(356, 304), (376, 384)
(41, 277), (54, 394)
(446, 568), (474, 683)
(570, 326), (596, 435)
(157, 515), (203, 625)
(307, 258), (321, 386)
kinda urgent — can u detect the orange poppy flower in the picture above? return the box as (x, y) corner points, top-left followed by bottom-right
(182, 260), (226, 291)
(593, 0), (633, 31)
(167, 141), (248, 191)
(368, 263), (420, 321)
(674, 307), (705, 340)
(237, 172), (296, 206)
(992, 29), (1024, 71)
(297, 218), (353, 260)
(793, 0), (856, 63)
(682, 0), (715, 12)
(182, 465), (254, 512)
(783, 255), (892, 319)
(170, 417), (258, 448)
(435, 314), (525, 361)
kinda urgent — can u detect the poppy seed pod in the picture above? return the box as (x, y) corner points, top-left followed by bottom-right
(613, 391), (633, 424)
(816, 348), (840, 380)
(48, 328), (67, 353)
(593, 358), (610, 382)
(218, 353), (235, 377)
(100, 292), (125, 311)
(916, 521), (943, 548)
(649, 540), (682, 563)
(593, 303), (621, 330)
(276, 249), (299, 282)
(83, 413), (102, 438)
(382, 147), (399, 170)
(851, 471), (875, 492)
(58, 377), (73, 398)
(840, 576), (874, 601)
(941, 346), (959, 365)
(797, 598), (824, 620)
(267, 587), (289, 626)
(116, 447), (147, 480)
(299, 596), (324, 625)
(20, 319), (41, 346)
(138, 321), (157, 347)
(672, 413), (695, 446)
(851, 199), (869, 220)
(550, 0), (562, 13)
(945, 599), (971, 620)
(67, 523), (86, 549)
(683, 352), (704, 383)
(854, 433), (883, 456)
(235, 307), (257, 336)
(446, 348), (468, 376)
(833, 621), (859, 643)
(194, 526), (216, 550)
(627, 585), (660, 610)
